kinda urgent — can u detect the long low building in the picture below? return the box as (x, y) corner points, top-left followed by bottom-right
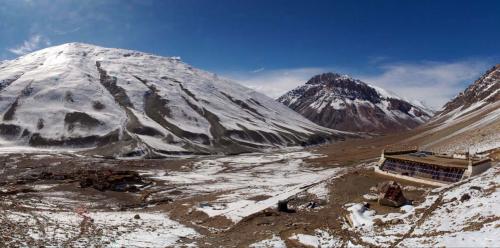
(375, 149), (492, 186)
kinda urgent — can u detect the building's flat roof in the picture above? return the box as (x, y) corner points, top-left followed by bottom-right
(385, 153), (473, 168)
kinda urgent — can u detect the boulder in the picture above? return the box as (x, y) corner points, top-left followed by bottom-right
(277, 199), (295, 213)
(277, 200), (290, 212)
(377, 181), (409, 207)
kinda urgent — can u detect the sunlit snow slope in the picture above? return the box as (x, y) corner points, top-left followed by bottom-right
(0, 43), (342, 156)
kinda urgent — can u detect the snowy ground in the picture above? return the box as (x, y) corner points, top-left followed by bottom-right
(245, 161), (499, 248)
(0, 149), (346, 247)
(0, 207), (199, 247)
(0, 148), (498, 247)
(140, 150), (344, 224)
(340, 165), (500, 247)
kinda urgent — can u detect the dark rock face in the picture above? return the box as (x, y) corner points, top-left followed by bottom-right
(0, 124), (22, 138)
(278, 73), (433, 133)
(439, 65), (500, 116)
(64, 112), (103, 131)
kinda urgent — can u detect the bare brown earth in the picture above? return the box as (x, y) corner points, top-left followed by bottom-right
(308, 128), (429, 167)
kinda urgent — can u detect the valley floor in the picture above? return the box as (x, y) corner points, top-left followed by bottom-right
(0, 137), (498, 247)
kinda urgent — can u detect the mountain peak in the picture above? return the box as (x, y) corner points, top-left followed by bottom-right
(34, 42), (101, 53)
(305, 72), (354, 85)
(278, 73), (432, 133)
(63, 42), (96, 47)
(58, 43), (150, 55)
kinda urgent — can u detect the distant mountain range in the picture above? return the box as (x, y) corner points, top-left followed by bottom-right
(0, 43), (344, 157)
(278, 73), (433, 133)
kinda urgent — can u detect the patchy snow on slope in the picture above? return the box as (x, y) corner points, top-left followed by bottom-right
(407, 96), (499, 154)
(419, 101), (500, 153)
(306, 182), (330, 201)
(135, 134), (187, 153)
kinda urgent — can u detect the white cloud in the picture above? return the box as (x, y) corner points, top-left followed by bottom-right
(225, 67), (332, 99)
(358, 60), (489, 109)
(8, 34), (51, 55)
(225, 60), (490, 109)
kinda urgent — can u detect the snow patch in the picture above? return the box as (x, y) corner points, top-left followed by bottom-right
(289, 229), (341, 248)
(250, 235), (287, 248)
(346, 203), (375, 228)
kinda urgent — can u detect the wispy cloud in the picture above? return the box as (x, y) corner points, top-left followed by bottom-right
(8, 34), (51, 55)
(52, 27), (81, 35)
(250, 67), (265, 73)
(225, 59), (490, 109)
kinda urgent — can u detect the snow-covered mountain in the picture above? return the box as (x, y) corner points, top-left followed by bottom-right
(0, 43), (342, 157)
(405, 64), (500, 154)
(278, 73), (433, 133)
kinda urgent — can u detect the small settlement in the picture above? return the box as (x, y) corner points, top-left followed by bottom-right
(375, 147), (492, 186)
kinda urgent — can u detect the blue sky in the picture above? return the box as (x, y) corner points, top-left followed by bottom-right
(1, 0), (499, 108)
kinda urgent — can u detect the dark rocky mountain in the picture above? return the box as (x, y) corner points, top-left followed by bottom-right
(278, 73), (433, 133)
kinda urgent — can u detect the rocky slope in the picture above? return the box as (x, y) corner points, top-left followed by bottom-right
(0, 43), (342, 157)
(278, 73), (433, 133)
(405, 65), (500, 154)
(439, 64), (499, 116)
